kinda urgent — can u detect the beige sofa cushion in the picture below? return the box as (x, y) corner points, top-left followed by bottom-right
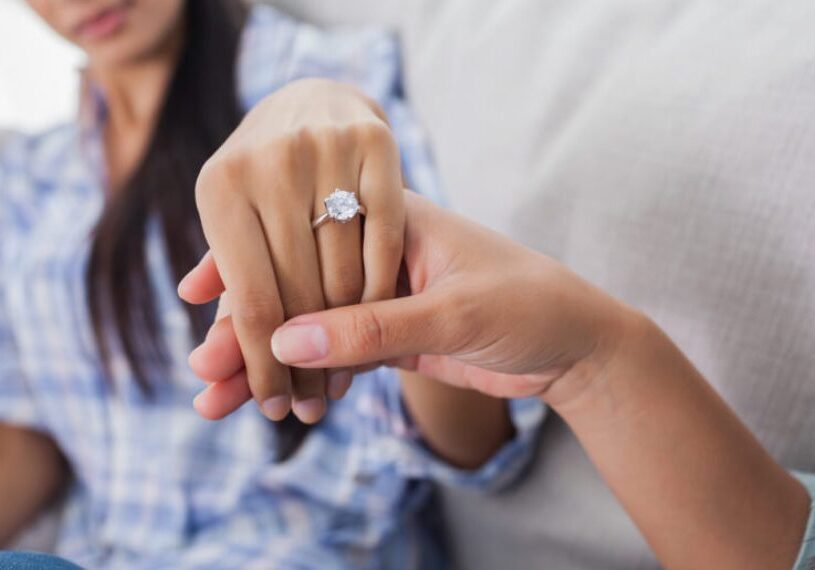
(271, 2), (815, 569)
(13, 2), (814, 567)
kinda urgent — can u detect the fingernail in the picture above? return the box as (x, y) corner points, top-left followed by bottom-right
(193, 390), (217, 421)
(177, 273), (191, 297)
(327, 371), (353, 400)
(188, 345), (201, 368)
(261, 395), (291, 421)
(292, 397), (326, 424)
(271, 324), (328, 364)
(187, 340), (207, 370)
(178, 252), (210, 298)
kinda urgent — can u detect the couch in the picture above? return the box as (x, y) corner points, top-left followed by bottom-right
(270, 2), (815, 569)
(11, 1), (815, 567)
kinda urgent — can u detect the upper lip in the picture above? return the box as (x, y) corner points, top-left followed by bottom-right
(72, 3), (125, 35)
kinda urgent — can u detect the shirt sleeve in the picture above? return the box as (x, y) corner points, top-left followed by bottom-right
(237, 5), (405, 113)
(357, 368), (545, 493)
(793, 471), (815, 570)
(385, 96), (446, 206)
(0, 151), (44, 432)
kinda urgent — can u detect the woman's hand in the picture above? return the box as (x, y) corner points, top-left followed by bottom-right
(182, 191), (810, 570)
(186, 78), (405, 424)
(266, 192), (633, 403)
(181, 189), (631, 417)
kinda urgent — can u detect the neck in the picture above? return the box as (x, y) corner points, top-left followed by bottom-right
(89, 30), (185, 130)
(89, 27), (186, 191)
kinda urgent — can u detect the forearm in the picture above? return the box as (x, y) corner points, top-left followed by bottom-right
(399, 370), (514, 470)
(548, 313), (810, 569)
(263, 190), (811, 564)
(0, 426), (67, 546)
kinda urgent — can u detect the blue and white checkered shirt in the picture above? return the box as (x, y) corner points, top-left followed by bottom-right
(0, 6), (543, 569)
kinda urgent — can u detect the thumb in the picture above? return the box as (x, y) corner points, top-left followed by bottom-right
(271, 291), (452, 369)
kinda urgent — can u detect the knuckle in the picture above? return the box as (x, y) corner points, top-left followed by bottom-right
(195, 158), (223, 207)
(364, 272), (398, 302)
(331, 123), (360, 148)
(291, 368), (325, 398)
(281, 291), (321, 318)
(265, 137), (299, 172)
(290, 125), (321, 151)
(196, 151), (248, 207)
(325, 266), (364, 308)
(356, 119), (394, 147)
(343, 306), (388, 356)
(232, 293), (283, 332)
(446, 287), (482, 352)
(304, 124), (356, 159)
(262, 132), (318, 189)
(373, 222), (405, 254)
(326, 284), (363, 309)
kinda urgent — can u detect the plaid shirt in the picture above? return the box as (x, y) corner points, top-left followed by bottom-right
(0, 6), (543, 569)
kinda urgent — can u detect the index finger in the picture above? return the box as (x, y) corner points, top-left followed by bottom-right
(197, 188), (293, 421)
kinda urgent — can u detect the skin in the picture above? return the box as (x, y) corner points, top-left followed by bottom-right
(0, 426), (67, 546)
(189, 78), (514, 451)
(189, 292), (513, 469)
(182, 190), (812, 569)
(2, 0), (514, 543)
(27, 0), (187, 190)
(193, 79), (408, 423)
(1, 0), (186, 545)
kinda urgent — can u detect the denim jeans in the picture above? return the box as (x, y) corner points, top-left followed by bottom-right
(0, 552), (81, 569)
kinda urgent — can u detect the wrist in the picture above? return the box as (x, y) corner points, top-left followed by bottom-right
(257, 77), (390, 129)
(539, 300), (659, 416)
(539, 303), (812, 569)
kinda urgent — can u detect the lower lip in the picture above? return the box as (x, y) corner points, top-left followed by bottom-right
(78, 7), (127, 41)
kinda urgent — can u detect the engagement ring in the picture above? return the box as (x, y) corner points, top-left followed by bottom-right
(312, 189), (366, 230)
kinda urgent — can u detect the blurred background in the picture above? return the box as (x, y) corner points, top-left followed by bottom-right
(0, 0), (83, 133)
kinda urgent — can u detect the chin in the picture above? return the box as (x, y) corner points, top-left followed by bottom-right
(85, 30), (176, 69)
(87, 43), (148, 68)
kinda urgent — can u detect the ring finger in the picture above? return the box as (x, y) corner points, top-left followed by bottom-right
(313, 147), (365, 400)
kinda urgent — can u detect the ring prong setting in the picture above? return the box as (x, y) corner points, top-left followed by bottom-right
(324, 188), (361, 223)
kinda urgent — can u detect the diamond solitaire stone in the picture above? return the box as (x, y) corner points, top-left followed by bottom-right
(324, 189), (361, 223)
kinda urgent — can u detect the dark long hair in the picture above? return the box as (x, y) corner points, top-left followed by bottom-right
(87, 0), (309, 459)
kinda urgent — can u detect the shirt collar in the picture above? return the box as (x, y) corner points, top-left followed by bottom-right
(78, 70), (108, 139)
(75, 70), (109, 187)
